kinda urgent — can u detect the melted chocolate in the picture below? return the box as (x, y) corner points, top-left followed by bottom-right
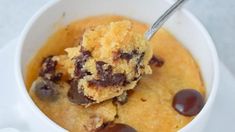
(111, 73), (127, 86)
(149, 55), (164, 67)
(50, 72), (63, 82)
(96, 123), (136, 132)
(120, 53), (133, 62)
(74, 50), (91, 78)
(33, 78), (59, 101)
(39, 55), (63, 82)
(89, 61), (127, 87)
(113, 51), (133, 62)
(67, 79), (94, 105)
(96, 61), (113, 80)
(172, 89), (204, 116)
(39, 56), (57, 76)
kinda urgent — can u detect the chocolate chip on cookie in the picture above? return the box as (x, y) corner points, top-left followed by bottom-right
(96, 123), (136, 132)
(32, 78), (59, 101)
(67, 79), (94, 105)
(172, 89), (204, 116)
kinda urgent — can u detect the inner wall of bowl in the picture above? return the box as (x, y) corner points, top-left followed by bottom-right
(21, 0), (214, 98)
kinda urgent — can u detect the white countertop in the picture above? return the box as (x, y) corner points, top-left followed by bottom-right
(0, 0), (235, 75)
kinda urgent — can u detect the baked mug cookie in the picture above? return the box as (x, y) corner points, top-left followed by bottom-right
(26, 16), (205, 132)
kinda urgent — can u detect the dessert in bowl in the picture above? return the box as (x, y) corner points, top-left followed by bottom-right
(16, 0), (219, 132)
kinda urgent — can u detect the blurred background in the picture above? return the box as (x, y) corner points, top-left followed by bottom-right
(0, 0), (234, 75)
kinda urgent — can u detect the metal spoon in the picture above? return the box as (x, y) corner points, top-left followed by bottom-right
(145, 0), (188, 40)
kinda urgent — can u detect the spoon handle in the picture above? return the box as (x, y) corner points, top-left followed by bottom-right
(145, 0), (188, 40)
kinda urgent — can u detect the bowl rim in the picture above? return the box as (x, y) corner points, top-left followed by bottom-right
(15, 0), (67, 131)
(176, 6), (219, 132)
(15, 0), (220, 131)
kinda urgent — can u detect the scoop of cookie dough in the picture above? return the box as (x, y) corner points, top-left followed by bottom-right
(56, 20), (153, 105)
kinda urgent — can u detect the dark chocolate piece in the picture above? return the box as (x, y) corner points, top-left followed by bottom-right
(67, 79), (94, 105)
(135, 52), (145, 73)
(149, 55), (164, 67)
(33, 78), (59, 101)
(50, 72), (63, 82)
(96, 123), (136, 132)
(111, 73), (127, 86)
(132, 49), (138, 55)
(113, 51), (132, 62)
(89, 61), (128, 87)
(172, 89), (204, 116)
(39, 56), (63, 82)
(96, 61), (113, 80)
(119, 53), (133, 62)
(74, 50), (91, 78)
(39, 56), (57, 76)
(89, 73), (127, 87)
(89, 80), (110, 87)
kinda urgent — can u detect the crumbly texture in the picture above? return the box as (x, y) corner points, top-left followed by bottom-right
(115, 29), (205, 131)
(54, 20), (152, 104)
(26, 16), (205, 132)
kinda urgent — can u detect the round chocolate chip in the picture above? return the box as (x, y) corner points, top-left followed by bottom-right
(96, 123), (136, 132)
(32, 78), (59, 101)
(172, 89), (204, 116)
(67, 79), (94, 105)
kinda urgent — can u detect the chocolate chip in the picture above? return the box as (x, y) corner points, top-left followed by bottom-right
(75, 69), (92, 79)
(74, 67), (90, 79)
(89, 73), (127, 87)
(32, 78), (59, 101)
(113, 50), (133, 62)
(149, 55), (164, 67)
(81, 50), (91, 59)
(96, 61), (106, 69)
(132, 49), (138, 55)
(113, 92), (128, 105)
(135, 52), (145, 73)
(111, 73), (127, 86)
(89, 80), (110, 87)
(96, 61), (112, 80)
(74, 50), (91, 78)
(39, 56), (57, 77)
(120, 53), (133, 62)
(96, 123), (136, 132)
(96, 61), (106, 75)
(50, 72), (63, 82)
(172, 89), (204, 116)
(39, 56), (63, 82)
(89, 61), (128, 87)
(67, 79), (94, 105)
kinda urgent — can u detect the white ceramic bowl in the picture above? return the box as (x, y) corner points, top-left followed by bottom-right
(15, 0), (219, 131)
